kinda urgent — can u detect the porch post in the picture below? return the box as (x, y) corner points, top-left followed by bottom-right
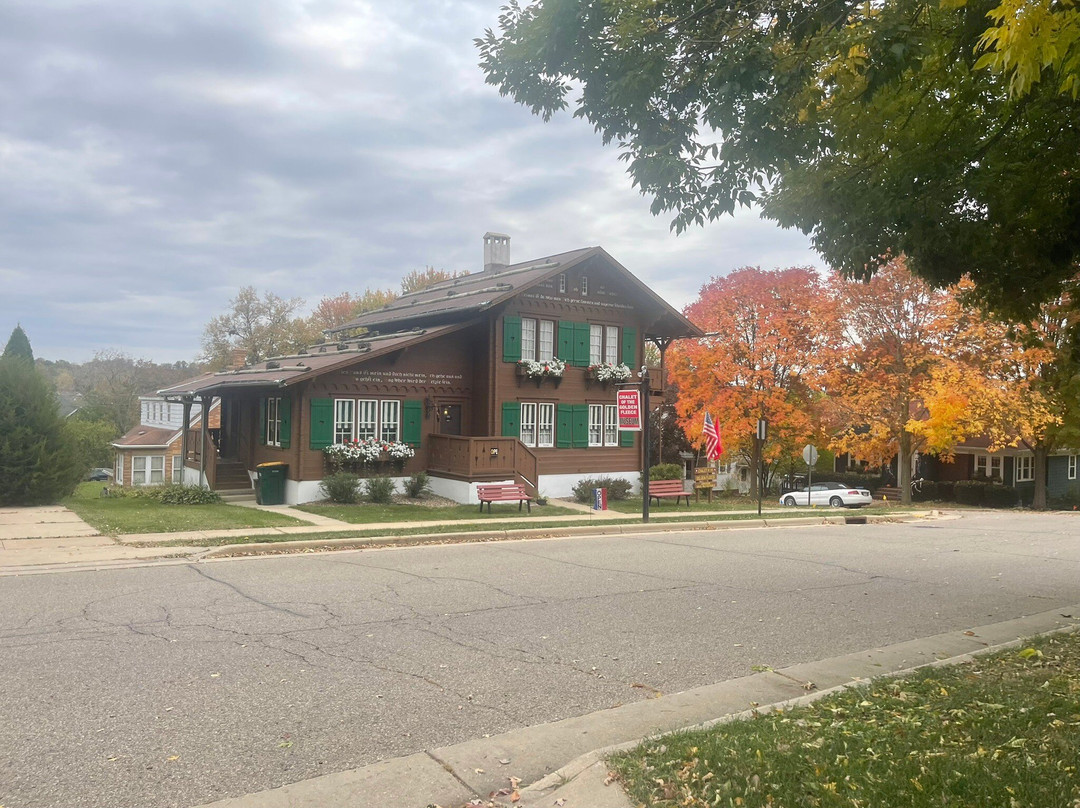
(180, 397), (192, 485)
(199, 396), (210, 489)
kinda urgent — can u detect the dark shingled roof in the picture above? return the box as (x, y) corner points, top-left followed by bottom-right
(327, 246), (703, 339)
(157, 324), (468, 398)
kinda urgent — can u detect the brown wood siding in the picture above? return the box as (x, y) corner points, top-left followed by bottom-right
(287, 333), (484, 481)
(493, 265), (645, 477)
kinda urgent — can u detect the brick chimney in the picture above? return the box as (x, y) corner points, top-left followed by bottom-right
(229, 347), (248, 369)
(483, 232), (510, 273)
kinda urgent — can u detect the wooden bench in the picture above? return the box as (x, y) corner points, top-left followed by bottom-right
(648, 479), (691, 506)
(477, 483), (533, 513)
(693, 466), (717, 503)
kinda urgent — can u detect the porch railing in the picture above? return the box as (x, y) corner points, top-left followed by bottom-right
(427, 435), (539, 498)
(184, 427), (218, 489)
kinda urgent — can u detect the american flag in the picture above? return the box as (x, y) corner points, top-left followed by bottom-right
(703, 412), (723, 460)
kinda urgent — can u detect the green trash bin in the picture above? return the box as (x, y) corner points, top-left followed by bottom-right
(255, 461), (288, 505)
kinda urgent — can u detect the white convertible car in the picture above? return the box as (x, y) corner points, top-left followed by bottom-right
(780, 482), (873, 508)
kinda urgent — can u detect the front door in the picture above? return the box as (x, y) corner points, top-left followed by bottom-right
(439, 404), (463, 436)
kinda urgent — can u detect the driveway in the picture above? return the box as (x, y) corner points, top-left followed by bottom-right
(1, 511), (1077, 808)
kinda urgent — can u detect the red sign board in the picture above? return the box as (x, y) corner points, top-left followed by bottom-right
(617, 389), (642, 431)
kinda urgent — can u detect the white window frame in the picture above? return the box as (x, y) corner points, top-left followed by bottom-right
(589, 324), (603, 365)
(604, 404), (618, 446)
(115, 453), (123, 485)
(520, 403), (537, 447)
(357, 399), (378, 440)
(333, 399), (355, 444)
(537, 403), (554, 448)
(581, 275), (589, 295)
(380, 400), (400, 443)
(538, 320), (554, 360)
(588, 404), (603, 447)
(975, 454), (1002, 480)
(265, 397), (281, 447)
(1069, 454), (1077, 480)
(604, 325), (619, 364)
(172, 454), (183, 484)
(132, 455), (165, 486)
(521, 318), (537, 362)
(1015, 455), (1034, 483)
(558, 273), (566, 293)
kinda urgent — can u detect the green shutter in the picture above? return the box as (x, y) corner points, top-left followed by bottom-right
(259, 398), (267, 445)
(503, 316), (522, 362)
(501, 402), (521, 438)
(402, 399), (422, 447)
(620, 427), (635, 448)
(572, 404), (589, 448)
(573, 322), (591, 367)
(622, 327), (637, 368)
(558, 321), (574, 362)
(309, 398), (333, 449)
(556, 404), (573, 448)
(278, 396), (292, 449)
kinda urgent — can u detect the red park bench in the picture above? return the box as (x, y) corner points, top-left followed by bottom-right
(477, 483), (533, 513)
(649, 479), (691, 506)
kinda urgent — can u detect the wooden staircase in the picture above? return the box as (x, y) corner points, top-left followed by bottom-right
(214, 461), (254, 502)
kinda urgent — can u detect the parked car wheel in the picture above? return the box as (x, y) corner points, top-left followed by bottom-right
(829, 496), (843, 507)
(783, 496), (796, 506)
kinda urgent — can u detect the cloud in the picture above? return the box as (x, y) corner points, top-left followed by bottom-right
(0, 0), (820, 362)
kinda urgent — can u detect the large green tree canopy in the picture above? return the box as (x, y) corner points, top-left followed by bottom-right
(477, 0), (1080, 316)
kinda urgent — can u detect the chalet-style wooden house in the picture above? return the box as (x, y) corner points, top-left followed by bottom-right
(158, 235), (702, 504)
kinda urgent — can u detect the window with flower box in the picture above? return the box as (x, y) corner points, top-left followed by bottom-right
(334, 399), (355, 444)
(313, 398), (421, 450)
(516, 317), (557, 361)
(380, 401), (400, 443)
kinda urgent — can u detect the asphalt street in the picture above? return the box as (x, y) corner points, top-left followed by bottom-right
(1, 511), (1078, 808)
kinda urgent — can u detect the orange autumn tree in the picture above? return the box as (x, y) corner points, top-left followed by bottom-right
(827, 257), (966, 504)
(668, 267), (841, 497)
(924, 286), (1080, 509)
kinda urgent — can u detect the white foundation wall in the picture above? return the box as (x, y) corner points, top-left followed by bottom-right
(279, 470), (642, 506)
(536, 471), (641, 500)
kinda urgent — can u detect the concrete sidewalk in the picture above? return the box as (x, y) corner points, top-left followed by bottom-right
(190, 604), (1080, 808)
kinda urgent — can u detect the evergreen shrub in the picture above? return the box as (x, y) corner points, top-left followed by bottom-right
(572, 476), (633, 503)
(364, 475), (396, 504)
(320, 472), (361, 504)
(983, 485), (1020, 508)
(954, 480), (985, 505)
(0, 356), (82, 505)
(649, 463), (684, 481)
(403, 471), (431, 499)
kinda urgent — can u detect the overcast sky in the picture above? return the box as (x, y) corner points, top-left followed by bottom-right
(1, 0), (820, 364)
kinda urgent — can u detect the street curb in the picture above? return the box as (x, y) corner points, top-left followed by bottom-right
(195, 511), (935, 560)
(511, 615), (1080, 808)
(187, 600), (1079, 808)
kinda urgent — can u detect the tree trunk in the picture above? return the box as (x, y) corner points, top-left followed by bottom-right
(898, 430), (912, 505)
(1032, 444), (1050, 510)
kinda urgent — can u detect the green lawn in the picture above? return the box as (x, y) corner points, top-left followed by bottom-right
(605, 494), (822, 513)
(64, 483), (306, 535)
(297, 501), (580, 523)
(611, 631), (1080, 808)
